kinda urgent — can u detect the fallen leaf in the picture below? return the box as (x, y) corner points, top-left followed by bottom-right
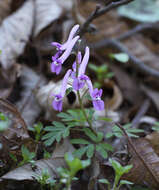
(104, 80), (123, 111)
(16, 65), (47, 126)
(0, 0), (12, 24)
(0, 0), (34, 69)
(118, 0), (159, 23)
(1, 139), (73, 181)
(36, 78), (89, 120)
(141, 85), (159, 112)
(123, 138), (159, 189)
(34, 0), (73, 37)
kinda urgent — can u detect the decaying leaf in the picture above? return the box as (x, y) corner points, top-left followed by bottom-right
(0, 0), (34, 69)
(0, 98), (33, 169)
(141, 85), (159, 112)
(34, 0), (73, 37)
(0, 64), (20, 99)
(1, 139), (73, 181)
(0, 0), (12, 24)
(36, 78), (89, 120)
(118, 0), (159, 23)
(16, 65), (47, 126)
(104, 80), (123, 111)
(123, 138), (159, 189)
(145, 132), (159, 156)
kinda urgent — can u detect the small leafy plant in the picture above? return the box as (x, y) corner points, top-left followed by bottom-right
(57, 153), (90, 190)
(71, 128), (113, 159)
(34, 169), (56, 190)
(106, 123), (144, 139)
(99, 159), (133, 190)
(0, 112), (10, 132)
(88, 63), (114, 88)
(19, 145), (36, 166)
(28, 122), (44, 143)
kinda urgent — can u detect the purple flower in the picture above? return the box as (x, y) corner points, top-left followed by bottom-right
(73, 74), (89, 90)
(52, 94), (63, 112)
(51, 36), (79, 75)
(52, 69), (72, 111)
(71, 51), (82, 79)
(87, 80), (105, 111)
(72, 47), (90, 90)
(51, 24), (80, 51)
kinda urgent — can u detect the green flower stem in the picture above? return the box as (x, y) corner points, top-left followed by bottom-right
(112, 175), (120, 190)
(77, 90), (97, 136)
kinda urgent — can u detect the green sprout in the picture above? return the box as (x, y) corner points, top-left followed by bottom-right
(88, 64), (114, 88)
(57, 153), (90, 190)
(99, 159), (133, 190)
(28, 122), (44, 143)
(19, 145), (36, 166)
(34, 169), (56, 190)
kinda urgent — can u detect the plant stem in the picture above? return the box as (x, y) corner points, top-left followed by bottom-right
(77, 90), (97, 135)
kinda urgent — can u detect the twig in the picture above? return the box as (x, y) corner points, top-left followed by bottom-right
(131, 99), (150, 129)
(79, 0), (135, 36)
(116, 123), (159, 185)
(91, 39), (159, 80)
(117, 22), (159, 41)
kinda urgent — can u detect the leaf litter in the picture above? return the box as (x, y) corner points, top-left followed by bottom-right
(1, 0), (159, 190)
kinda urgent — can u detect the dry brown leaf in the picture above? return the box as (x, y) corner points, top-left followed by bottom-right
(36, 78), (89, 120)
(123, 138), (159, 189)
(34, 0), (73, 37)
(0, 0), (34, 69)
(104, 80), (123, 111)
(1, 139), (73, 181)
(146, 132), (159, 156)
(0, 64), (20, 99)
(0, 98), (33, 169)
(16, 65), (47, 126)
(0, 0), (12, 24)
(110, 65), (143, 104)
(141, 85), (159, 112)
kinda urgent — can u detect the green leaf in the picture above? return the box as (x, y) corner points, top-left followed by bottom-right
(83, 128), (97, 142)
(98, 179), (110, 184)
(118, 0), (159, 23)
(71, 138), (90, 145)
(109, 158), (122, 173)
(105, 132), (113, 139)
(96, 132), (104, 143)
(123, 165), (133, 173)
(120, 180), (133, 185)
(96, 144), (108, 159)
(99, 143), (113, 152)
(109, 53), (129, 63)
(98, 117), (113, 122)
(0, 113), (10, 132)
(73, 146), (88, 159)
(88, 64), (98, 72)
(86, 144), (95, 158)
(0, 50), (1, 54)
(43, 122), (70, 146)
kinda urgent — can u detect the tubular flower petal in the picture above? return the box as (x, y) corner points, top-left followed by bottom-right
(87, 80), (105, 111)
(52, 69), (72, 111)
(51, 36), (79, 75)
(51, 24), (79, 51)
(72, 47), (90, 91)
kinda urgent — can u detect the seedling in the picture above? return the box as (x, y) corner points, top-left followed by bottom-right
(89, 63), (114, 88)
(99, 159), (133, 190)
(19, 145), (36, 166)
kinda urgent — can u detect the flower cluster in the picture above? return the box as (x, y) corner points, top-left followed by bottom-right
(51, 25), (104, 112)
